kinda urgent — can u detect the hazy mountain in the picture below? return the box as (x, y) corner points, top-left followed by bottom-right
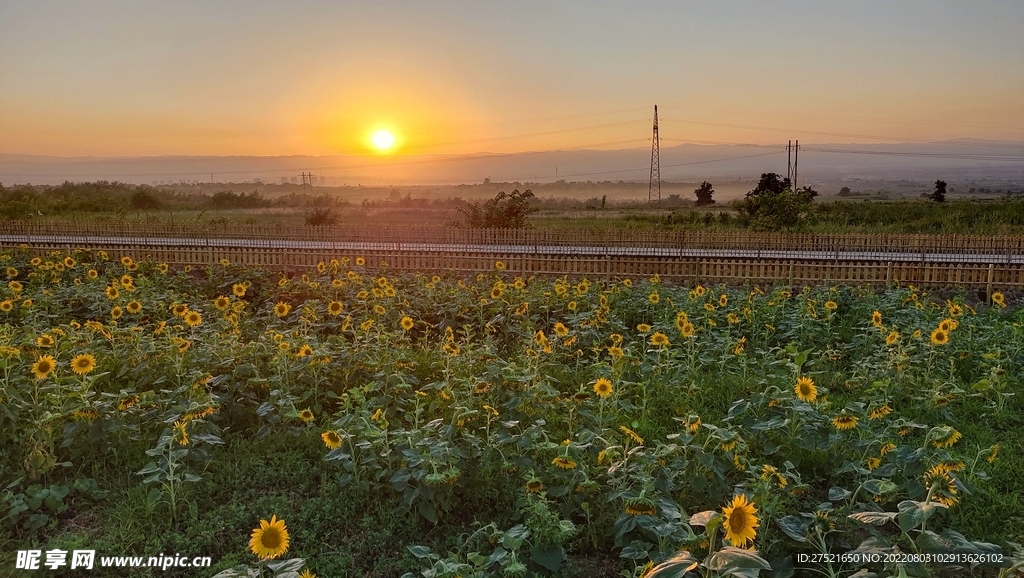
(2, 140), (1022, 187)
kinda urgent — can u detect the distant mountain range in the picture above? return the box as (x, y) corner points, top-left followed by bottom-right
(2, 139), (1022, 186)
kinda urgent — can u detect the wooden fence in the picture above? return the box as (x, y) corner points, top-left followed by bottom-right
(5, 232), (1023, 292)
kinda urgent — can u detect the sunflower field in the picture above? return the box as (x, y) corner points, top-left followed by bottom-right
(1, 247), (1023, 577)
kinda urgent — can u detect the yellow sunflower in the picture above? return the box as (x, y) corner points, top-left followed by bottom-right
(680, 321), (695, 338)
(110, 306), (123, 320)
(321, 430), (342, 449)
(70, 353), (96, 375)
(824, 300), (838, 311)
(722, 493), (759, 547)
(871, 310), (882, 327)
(184, 311), (202, 327)
(214, 296), (231, 311)
(719, 294), (729, 307)
(526, 479), (543, 493)
(619, 426), (644, 445)
(249, 515), (290, 560)
(87, 269), (98, 279)
(126, 301), (142, 314)
(400, 316), (414, 331)
(593, 378), (614, 398)
(636, 323), (651, 333)
(105, 285), (119, 300)
(232, 283), (247, 297)
(930, 328), (949, 345)
(171, 303), (189, 317)
(36, 334), (55, 348)
(869, 404), (892, 419)
(327, 301), (343, 316)
(298, 409), (314, 423)
(885, 331), (899, 345)
(931, 427), (962, 449)
(794, 376), (817, 402)
(991, 291), (1005, 308)
(553, 322), (569, 336)
(32, 354), (57, 379)
(0, 300), (12, 313)
(274, 302), (292, 317)
(649, 332), (670, 347)
(355, 257), (365, 266)
(832, 415), (859, 430)
(552, 456), (577, 469)
(648, 292), (660, 304)
(373, 304), (386, 315)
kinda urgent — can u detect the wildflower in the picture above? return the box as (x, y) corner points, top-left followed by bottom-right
(619, 426), (644, 445)
(593, 377), (613, 398)
(70, 353), (96, 375)
(249, 515), (290, 560)
(32, 354), (57, 379)
(722, 494), (759, 547)
(322, 431), (342, 449)
(832, 415), (859, 430)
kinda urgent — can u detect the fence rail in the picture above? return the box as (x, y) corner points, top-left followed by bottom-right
(2, 222), (1022, 289)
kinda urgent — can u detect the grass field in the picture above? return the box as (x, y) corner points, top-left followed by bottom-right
(2, 248), (1022, 577)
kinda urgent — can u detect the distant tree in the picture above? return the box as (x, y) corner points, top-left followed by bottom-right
(931, 180), (947, 203)
(694, 181), (716, 206)
(838, 186), (851, 197)
(129, 190), (162, 210)
(736, 172), (817, 231)
(453, 189), (537, 228)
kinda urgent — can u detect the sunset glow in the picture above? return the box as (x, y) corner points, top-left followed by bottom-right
(371, 130), (396, 152)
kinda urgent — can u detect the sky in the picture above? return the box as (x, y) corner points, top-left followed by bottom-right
(1, 1), (1023, 158)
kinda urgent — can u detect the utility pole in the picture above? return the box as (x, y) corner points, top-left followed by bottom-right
(786, 141), (792, 182)
(648, 104), (660, 205)
(794, 141), (799, 190)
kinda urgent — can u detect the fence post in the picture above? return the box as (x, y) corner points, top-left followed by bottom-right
(788, 261), (795, 287)
(986, 264), (994, 302)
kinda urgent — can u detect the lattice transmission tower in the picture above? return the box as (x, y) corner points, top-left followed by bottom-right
(648, 105), (660, 204)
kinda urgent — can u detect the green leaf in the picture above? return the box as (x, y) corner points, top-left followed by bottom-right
(848, 511), (898, 526)
(828, 487), (852, 501)
(705, 547), (772, 573)
(646, 550), (699, 578)
(530, 543), (563, 572)
(689, 510), (720, 527)
(502, 524), (530, 550)
(406, 545), (434, 559)
(776, 515), (810, 542)
(620, 540), (652, 560)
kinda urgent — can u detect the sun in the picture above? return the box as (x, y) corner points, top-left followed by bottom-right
(371, 130), (395, 151)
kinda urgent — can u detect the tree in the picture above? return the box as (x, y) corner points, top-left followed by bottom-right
(736, 172), (817, 231)
(453, 189), (537, 228)
(931, 180), (947, 203)
(838, 186), (851, 197)
(694, 181), (715, 206)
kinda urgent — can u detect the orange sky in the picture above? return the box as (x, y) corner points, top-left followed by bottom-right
(1, 2), (1022, 158)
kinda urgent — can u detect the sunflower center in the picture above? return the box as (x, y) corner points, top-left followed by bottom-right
(261, 528), (281, 549)
(729, 509), (748, 533)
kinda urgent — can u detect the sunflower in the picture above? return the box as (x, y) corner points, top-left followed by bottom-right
(832, 415), (859, 430)
(593, 378), (614, 398)
(87, 269), (99, 279)
(824, 300), (838, 311)
(619, 426), (644, 445)
(567, 300), (577, 311)
(869, 404), (892, 419)
(32, 354), (57, 379)
(249, 515), (290, 560)
(214, 296), (231, 311)
(721, 494), (759, 547)
(298, 409), (315, 423)
(930, 328), (949, 345)
(156, 263), (169, 274)
(119, 274), (133, 288)
(552, 322), (569, 337)
(948, 303), (963, 317)
(991, 291), (1006, 308)
(0, 300), (13, 312)
(607, 345), (624, 358)
(360, 319), (375, 331)
(120, 256), (133, 266)
(274, 302), (292, 317)
(298, 569), (317, 578)
(295, 344), (313, 357)
(625, 497), (657, 517)
(871, 310), (882, 327)
(184, 311), (202, 327)
(5, 267), (17, 278)
(110, 306), (123, 320)
(70, 353), (97, 375)
(885, 330), (899, 345)
(938, 318), (954, 332)
(126, 300), (142, 314)
(105, 285), (119, 300)
(650, 332), (670, 347)
(727, 313), (739, 324)
(552, 456), (577, 469)
(226, 282), (245, 297)
(680, 321), (695, 338)
(931, 427), (962, 448)
(865, 457), (881, 471)
(794, 376), (817, 402)
(36, 334), (55, 348)
(400, 316), (414, 331)
(171, 303), (188, 317)
(373, 304), (386, 315)
(355, 257), (365, 266)
(525, 479), (544, 493)
(322, 430), (343, 449)
(648, 292), (660, 305)
(923, 466), (959, 507)
(636, 323), (651, 333)
(719, 294), (729, 307)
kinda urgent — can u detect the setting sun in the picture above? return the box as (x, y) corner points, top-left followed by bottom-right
(371, 130), (396, 151)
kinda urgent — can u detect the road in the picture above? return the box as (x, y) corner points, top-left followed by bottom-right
(2, 234), (1020, 264)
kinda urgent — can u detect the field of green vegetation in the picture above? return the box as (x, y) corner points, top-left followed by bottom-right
(2, 248), (1022, 577)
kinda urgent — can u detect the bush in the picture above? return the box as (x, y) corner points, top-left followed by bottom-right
(304, 207), (338, 226)
(453, 189), (537, 228)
